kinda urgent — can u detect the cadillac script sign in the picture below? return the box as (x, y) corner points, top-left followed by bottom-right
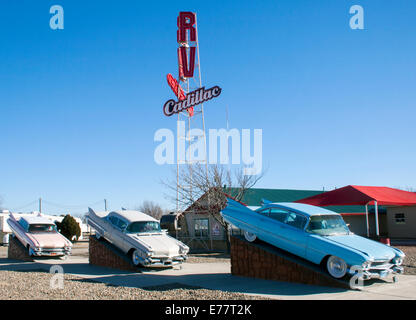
(163, 86), (222, 116)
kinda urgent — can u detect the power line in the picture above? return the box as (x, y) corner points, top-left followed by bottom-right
(9, 200), (38, 212)
(42, 199), (105, 209)
(8, 199), (105, 212)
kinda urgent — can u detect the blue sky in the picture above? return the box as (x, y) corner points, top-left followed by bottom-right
(1, 0), (415, 215)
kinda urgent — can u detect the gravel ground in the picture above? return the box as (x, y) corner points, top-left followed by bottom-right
(187, 253), (230, 264)
(396, 246), (416, 275)
(0, 270), (267, 300)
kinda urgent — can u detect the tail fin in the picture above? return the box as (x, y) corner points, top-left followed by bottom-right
(221, 197), (256, 217)
(261, 198), (272, 206)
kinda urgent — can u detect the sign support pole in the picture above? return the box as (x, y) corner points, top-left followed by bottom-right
(375, 200), (380, 237)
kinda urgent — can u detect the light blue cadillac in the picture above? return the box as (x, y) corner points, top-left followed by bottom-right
(221, 198), (405, 280)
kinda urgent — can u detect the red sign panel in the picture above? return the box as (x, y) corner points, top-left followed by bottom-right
(177, 12), (196, 43)
(177, 12), (196, 79)
(166, 73), (186, 101)
(166, 73), (194, 116)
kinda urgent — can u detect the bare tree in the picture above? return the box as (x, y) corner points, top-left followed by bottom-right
(394, 186), (416, 192)
(136, 200), (165, 220)
(163, 164), (264, 251)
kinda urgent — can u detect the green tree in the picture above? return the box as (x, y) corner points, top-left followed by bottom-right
(56, 214), (81, 242)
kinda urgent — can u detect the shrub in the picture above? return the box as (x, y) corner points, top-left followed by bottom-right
(56, 215), (81, 242)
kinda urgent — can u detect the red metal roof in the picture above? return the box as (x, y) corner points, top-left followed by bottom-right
(296, 185), (416, 207)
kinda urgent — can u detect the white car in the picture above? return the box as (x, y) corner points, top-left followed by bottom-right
(86, 208), (189, 267)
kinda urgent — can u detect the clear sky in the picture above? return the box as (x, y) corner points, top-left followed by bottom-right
(1, 0), (415, 215)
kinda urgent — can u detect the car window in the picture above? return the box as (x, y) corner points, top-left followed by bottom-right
(28, 224), (57, 233)
(284, 212), (308, 229)
(108, 216), (119, 227)
(269, 208), (289, 223)
(126, 221), (161, 233)
(306, 215), (350, 236)
(19, 219), (28, 231)
(257, 208), (269, 216)
(117, 219), (128, 230)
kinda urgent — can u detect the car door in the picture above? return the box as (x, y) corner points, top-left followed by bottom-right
(280, 211), (308, 258)
(259, 207), (291, 252)
(106, 215), (126, 250)
(251, 208), (271, 240)
(115, 218), (130, 253)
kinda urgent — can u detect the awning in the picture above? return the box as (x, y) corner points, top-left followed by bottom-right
(296, 185), (416, 207)
(296, 185), (416, 237)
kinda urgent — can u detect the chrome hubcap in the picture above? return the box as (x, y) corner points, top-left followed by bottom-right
(244, 231), (256, 242)
(327, 256), (347, 278)
(132, 251), (140, 265)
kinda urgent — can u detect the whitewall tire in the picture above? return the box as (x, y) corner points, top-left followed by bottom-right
(244, 230), (257, 243)
(326, 255), (347, 279)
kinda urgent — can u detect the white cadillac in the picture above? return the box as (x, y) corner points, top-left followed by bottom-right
(86, 208), (189, 267)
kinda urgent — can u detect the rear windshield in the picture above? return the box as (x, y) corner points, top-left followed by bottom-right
(28, 224), (57, 233)
(126, 221), (161, 233)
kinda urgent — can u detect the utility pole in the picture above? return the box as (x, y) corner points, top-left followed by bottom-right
(39, 197), (42, 213)
(104, 199), (107, 211)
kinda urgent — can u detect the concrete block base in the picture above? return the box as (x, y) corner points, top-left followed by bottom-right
(7, 235), (34, 262)
(89, 235), (139, 272)
(230, 236), (350, 289)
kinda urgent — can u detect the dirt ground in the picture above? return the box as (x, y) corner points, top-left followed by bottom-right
(396, 246), (416, 275)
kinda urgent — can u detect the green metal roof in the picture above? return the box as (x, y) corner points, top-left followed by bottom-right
(228, 188), (383, 215)
(235, 188), (323, 206)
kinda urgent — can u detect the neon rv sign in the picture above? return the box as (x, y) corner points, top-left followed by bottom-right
(163, 12), (222, 117)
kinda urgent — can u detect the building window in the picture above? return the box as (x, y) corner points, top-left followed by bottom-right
(395, 213), (406, 224)
(194, 218), (209, 238)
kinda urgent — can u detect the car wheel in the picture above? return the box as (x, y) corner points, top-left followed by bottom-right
(326, 255), (347, 279)
(131, 250), (142, 266)
(244, 230), (257, 242)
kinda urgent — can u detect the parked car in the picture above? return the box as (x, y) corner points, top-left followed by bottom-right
(7, 213), (72, 257)
(221, 198), (405, 280)
(86, 208), (189, 267)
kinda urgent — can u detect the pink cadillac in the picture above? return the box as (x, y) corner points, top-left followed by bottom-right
(7, 213), (72, 257)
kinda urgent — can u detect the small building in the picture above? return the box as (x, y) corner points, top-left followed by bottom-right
(386, 205), (416, 239)
(163, 194), (231, 252)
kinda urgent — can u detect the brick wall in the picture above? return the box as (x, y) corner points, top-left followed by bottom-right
(230, 236), (350, 289)
(89, 236), (139, 272)
(7, 236), (34, 262)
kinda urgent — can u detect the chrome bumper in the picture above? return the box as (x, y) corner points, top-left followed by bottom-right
(349, 265), (404, 280)
(141, 255), (187, 267)
(32, 248), (71, 257)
